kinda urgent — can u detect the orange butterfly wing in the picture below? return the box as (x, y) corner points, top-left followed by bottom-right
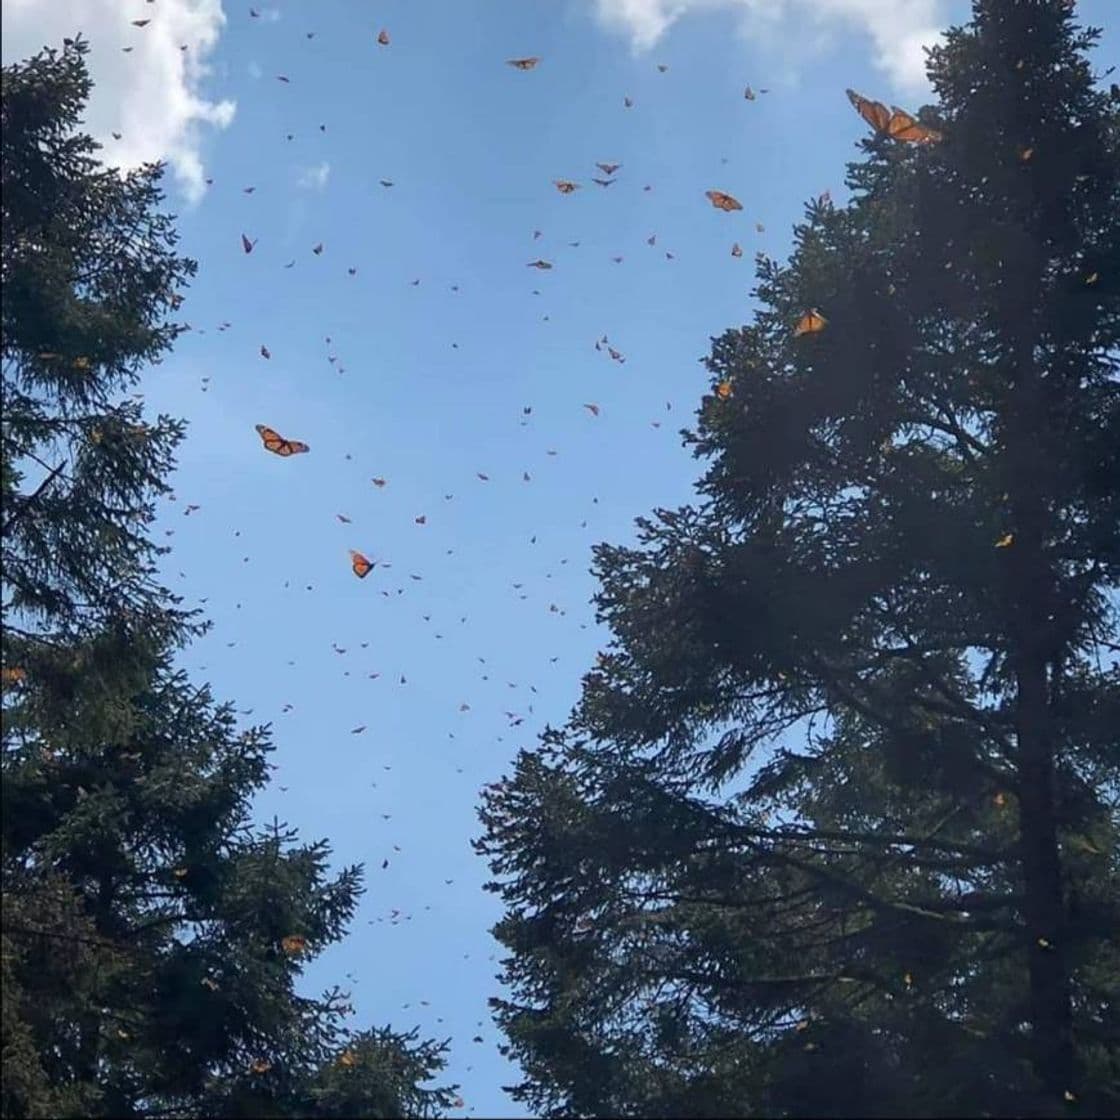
(846, 88), (892, 134)
(350, 550), (374, 578)
(793, 309), (828, 337)
(887, 107), (942, 143)
(705, 190), (743, 212)
(507, 57), (540, 70)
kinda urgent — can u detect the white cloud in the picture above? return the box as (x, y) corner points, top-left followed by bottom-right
(297, 161), (331, 191)
(592, 0), (947, 92)
(1, 0), (235, 204)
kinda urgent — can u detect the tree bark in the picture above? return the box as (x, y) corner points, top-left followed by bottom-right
(1007, 348), (1075, 1104)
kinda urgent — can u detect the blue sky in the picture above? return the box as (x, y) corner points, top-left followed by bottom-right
(4, 1), (1117, 1114)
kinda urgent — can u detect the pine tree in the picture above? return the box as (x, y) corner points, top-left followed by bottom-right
(2, 39), (457, 1118)
(477, 2), (1119, 1115)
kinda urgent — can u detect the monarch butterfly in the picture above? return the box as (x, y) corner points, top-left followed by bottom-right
(377, 29), (390, 45)
(731, 242), (743, 257)
(706, 190), (743, 212)
(846, 88), (942, 144)
(744, 85), (756, 100)
(583, 403), (600, 416)
(793, 309), (827, 337)
(507, 57), (540, 70)
(715, 381), (733, 399)
(338, 1051), (357, 1068)
(250, 1059), (272, 1075)
(241, 233), (255, 254)
(527, 259), (553, 270)
(994, 532), (1014, 548)
(553, 179), (580, 194)
(280, 934), (307, 955)
(350, 550), (374, 579)
(255, 424), (310, 456)
(1, 666), (27, 685)
(624, 96), (633, 108)
(596, 162), (621, 176)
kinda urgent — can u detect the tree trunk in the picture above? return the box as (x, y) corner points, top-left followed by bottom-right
(1015, 652), (1074, 1103)
(1007, 349), (1075, 1104)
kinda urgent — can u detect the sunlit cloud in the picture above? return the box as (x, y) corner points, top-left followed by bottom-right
(592, 0), (947, 92)
(1, 0), (235, 204)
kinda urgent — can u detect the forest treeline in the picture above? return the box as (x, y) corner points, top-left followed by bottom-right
(3, 1), (1119, 1118)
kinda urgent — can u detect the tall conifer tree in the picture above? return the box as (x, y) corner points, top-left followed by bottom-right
(477, 2), (1119, 1115)
(2, 38), (457, 1118)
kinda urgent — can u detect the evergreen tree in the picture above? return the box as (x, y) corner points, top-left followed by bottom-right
(2, 38), (457, 1118)
(477, 2), (1119, 1115)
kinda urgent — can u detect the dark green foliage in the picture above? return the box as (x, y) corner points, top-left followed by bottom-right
(477, 2), (1119, 1116)
(2, 38), (457, 1118)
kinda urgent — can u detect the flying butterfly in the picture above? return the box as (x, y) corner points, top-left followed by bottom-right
(507, 57), (540, 70)
(553, 179), (580, 194)
(731, 242), (743, 257)
(280, 934), (307, 955)
(846, 88), (942, 144)
(241, 233), (256, 254)
(350, 550), (374, 579)
(527, 259), (553, 270)
(596, 162), (621, 176)
(377, 29), (390, 45)
(255, 424), (309, 456)
(793, 309), (828, 337)
(706, 190), (743, 212)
